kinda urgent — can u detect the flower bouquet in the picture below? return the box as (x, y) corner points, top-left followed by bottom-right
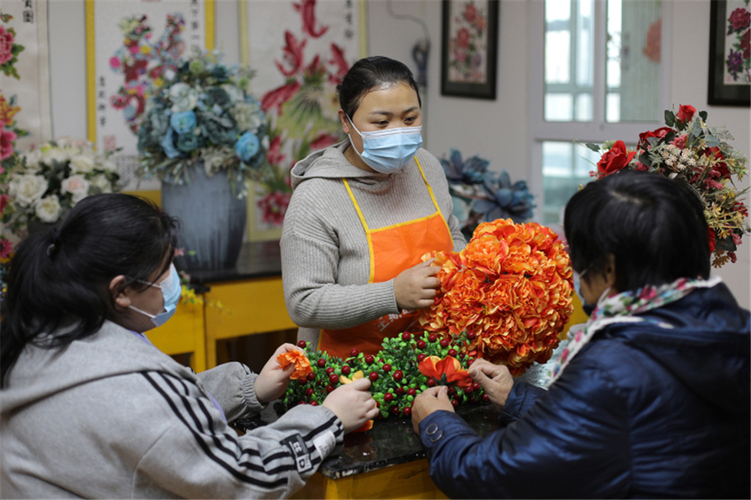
(419, 218), (574, 376)
(278, 332), (484, 421)
(1, 138), (121, 234)
(585, 105), (750, 267)
(441, 149), (535, 241)
(136, 48), (269, 195)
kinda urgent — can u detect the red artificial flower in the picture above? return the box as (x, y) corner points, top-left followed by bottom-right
(418, 355), (473, 391)
(676, 104), (696, 124)
(0, 194), (8, 214)
(707, 227), (716, 254)
(293, 0), (329, 38)
(261, 81), (301, 114)
(0, 129), (17, 161)
(638, 127), (673, 149)
(258, 191), (291, 226)
(0, 237), (13, 260)
(704, 146), (730, 178)
(597, 140), (636, 177)
(729, 7), (750, 31)
(277, 350), (313, 380)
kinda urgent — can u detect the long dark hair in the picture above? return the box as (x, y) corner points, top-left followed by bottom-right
(564, 170), (710, 293)
(337, 56), (422, 118)
(1, 193), (179, 386)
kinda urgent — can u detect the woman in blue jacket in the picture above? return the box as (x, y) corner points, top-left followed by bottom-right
(411, 170), (750, 498)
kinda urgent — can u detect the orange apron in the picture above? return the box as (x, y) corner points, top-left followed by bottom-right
(319, 158), (454, 359)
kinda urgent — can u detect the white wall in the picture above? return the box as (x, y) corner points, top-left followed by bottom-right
(47, 0), (750, 307)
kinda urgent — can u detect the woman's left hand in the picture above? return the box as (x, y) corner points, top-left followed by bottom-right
(411, 386), (454, 433)
(254, 343), (301, 404)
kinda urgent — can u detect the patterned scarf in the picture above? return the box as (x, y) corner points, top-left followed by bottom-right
(545, 275), (723, 387)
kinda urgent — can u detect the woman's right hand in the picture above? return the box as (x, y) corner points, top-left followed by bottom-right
(393, 259), (442, 311)
(468, 358), (514, 408)
(322, 377), (379, 433)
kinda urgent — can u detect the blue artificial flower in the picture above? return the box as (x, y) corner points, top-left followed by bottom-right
(170, 111), (197, 134)
(161, 129), (183, 159)
(440, 149), (490, 186)
(235, 132), (260, 163)
(176, 132), (200, 153)
(474, 171), (535, 223)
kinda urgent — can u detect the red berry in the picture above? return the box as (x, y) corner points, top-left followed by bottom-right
(297, 340), (307, 348)
(325, 367), (335, 375)
(382, 364), (392, 372)
(426, 378), (436, 387)
(369, 372), (379, 381)
(391, 406), (401, 415)
(298, 378), (308, 385)
(298, 401), (306, 405)
(326, 384), (334, 393)
(310, 401), (319, 406)
(428, 334), (438, 343)
(465, 385), (474, 394)
(341, 365), (351, 375)
(305, 388), (314, 396)
(365, 354), (375, 365)
(384, 393), (394, 402)
(416, 340), (427, 349)
(467, 358), (475, 366)
(440, 339), (449, 348)
(448, 387), (456, 396)
(306, 372), (316, 381)
(451, 399), (459, 407)
(393, 370), (403, 382)
(407, 388), (417, 397)
(350, 348), (359, 357)
(317, 358), (326, 367)
(395, 387), (405, 395)
(467, 332), (476, 340)
(448, 348), (457, 357)
(402, 407), (412, 416)
(402, 332), (412, 341)
(329, 373), (339, 384)
(417, 353), (426, 362)
(472, 382), (481, 391)
(482, 394), (490, 403)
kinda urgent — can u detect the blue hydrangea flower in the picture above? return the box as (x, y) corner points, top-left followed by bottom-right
(170, 111), (197, 134)
(440, 149), (490, 185)
(235, 132), (260, 163)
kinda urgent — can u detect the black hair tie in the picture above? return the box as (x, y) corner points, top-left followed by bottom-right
(47, 227), (61, 258)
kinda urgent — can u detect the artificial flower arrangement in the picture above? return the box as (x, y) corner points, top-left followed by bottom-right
(278, 218), (574, 420)
(136, 48), (275, 196)
(1, 138), (121, 234)
(586, 105), (750, 268)
(441, 149), (535, 241)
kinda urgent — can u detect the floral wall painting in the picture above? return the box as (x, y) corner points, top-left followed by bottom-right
(240, 0), (365, 240)
(708, 0), (750, 106)
(85, 0), (214, 190)
(1, 0), (52, 152)
(441, 0), (499, 99)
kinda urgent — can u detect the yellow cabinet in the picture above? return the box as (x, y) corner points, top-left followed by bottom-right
(145, 300), (206, 372)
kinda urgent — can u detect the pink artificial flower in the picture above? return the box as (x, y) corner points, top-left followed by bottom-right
(129, 44), (140, 55)
(0, 194), (8, 215)
(109, 56), (121, 69)
(729, 7), (750, 31)
(0, 129), (17, 161)
(672, 134), (688, 149)
(258, 191), (291, 226)
(293, 0), (329, 38)
(0, 26), (14, 65)
(174, 248), (185, 257)
(0, 237), (13, 259)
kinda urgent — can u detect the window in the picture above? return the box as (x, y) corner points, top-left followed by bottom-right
(530, 0), (671, 229)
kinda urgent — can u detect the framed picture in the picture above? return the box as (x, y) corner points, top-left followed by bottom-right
(708, 0), (750, 106)
(441, 0), (499, 99)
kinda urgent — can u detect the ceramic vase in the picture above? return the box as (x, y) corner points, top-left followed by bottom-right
(161, 163), (247, 271)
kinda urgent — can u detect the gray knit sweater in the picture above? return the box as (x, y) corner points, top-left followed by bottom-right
(280, 139), (466, 347)
(0, 321), (343, 498)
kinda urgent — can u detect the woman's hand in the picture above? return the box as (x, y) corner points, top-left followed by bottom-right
(468, 358), (514, 408)
(322, 377), (379, 433)
(411, 386), (454, 433)
(394, 259), (441, 310)
(254, 343), (301, 404)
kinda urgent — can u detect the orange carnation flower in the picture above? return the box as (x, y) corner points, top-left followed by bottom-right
(277, 350), (313, 380)
(418, 355), (473, 391)
(419, 219), (574, 376)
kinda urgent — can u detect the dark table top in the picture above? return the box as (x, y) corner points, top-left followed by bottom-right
(236, 403), (502, 480)
(188, 241), (283, 285)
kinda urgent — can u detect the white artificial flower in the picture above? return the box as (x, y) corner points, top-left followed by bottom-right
(8, 174), (48, 207)
(70, 154), (96, 174)
(61, 175), (91, 203)
(221, 84), (245, 105)
(98, 158), (118, 172)
(22, 149), (43, 172)
(230, 103), (263, 132)
(34, 195), (62, 223)
(169, 82), (199, 112)
(41, 146), (69, 166)
(89, 174), (112, 193)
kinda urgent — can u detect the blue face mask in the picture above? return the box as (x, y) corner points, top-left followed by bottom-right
(129, 263), (182, 328)
(347, 116), (423, 174)
(573, 267), (611, 317)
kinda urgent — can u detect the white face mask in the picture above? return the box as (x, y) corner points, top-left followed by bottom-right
(128, 264), (182, 328)
(347, 115), (423, 174)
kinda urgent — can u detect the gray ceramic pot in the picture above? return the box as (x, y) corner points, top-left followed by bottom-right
(161, 163), (247, 271)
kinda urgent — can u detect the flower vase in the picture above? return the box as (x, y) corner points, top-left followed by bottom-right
(161, 163), (247, 271)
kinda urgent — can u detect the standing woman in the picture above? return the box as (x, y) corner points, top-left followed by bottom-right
(281, 56), (466, 359)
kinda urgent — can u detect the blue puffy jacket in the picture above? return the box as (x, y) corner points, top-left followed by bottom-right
(419, 283), (750, 498)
